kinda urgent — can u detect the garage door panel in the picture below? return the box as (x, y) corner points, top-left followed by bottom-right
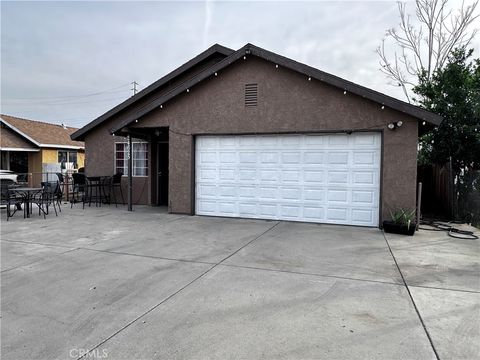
(196, 133), (380, 226)
(352, 208), (376, 224)
(326, 207), (348, 222)
(281, 152), (301, 164)
(219, 151), (236, 164)
(304, 151), (325, 164)
(260, 169), (279, 182)
(328, 171), (349, 185)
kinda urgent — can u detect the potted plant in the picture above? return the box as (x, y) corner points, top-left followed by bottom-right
(383, 209), (416, 236)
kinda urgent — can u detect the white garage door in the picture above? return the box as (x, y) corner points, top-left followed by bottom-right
(195, 133), (381, 226)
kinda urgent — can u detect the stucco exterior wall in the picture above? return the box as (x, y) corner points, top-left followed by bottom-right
(41, 149), (57, 164)
(86, 56), (419, 221)
(84, 123), (150, 205)
(0, 126), (37, 149)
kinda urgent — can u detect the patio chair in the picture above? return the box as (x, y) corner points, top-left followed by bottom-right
(37, 182), (59, 217)
(55, 173), (64, 208)
(1, 182), (23, 221)
(71, 172), (87, 208)
(110, 172), (125, 207)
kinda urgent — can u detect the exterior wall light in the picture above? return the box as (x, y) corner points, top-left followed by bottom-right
(308, 77), (312, 81)
(387, 121), (403, 130)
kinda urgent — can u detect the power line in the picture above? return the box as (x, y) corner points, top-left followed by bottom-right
(1, 95), (129, 107)
(3, 82), (131, 101)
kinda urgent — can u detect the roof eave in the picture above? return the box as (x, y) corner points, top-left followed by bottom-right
(0, 117), (41, 146)
(71, 44), (234, 141)
(110, 43), (442, 133)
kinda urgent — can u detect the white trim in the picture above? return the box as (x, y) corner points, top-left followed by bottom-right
(0, 117), (84, 150)
(0, 147), (40, 152)
(41, 144), (84, 150)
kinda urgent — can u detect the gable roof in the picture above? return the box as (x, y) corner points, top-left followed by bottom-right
(71, 44), (234, 141)
(1, 114), (84, 149)
(73, 43), (442, 139)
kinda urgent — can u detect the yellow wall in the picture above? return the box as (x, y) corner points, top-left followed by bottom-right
(27, 149), (85, 186)
(78, 151), (85, 168)
(41, 149), (85, 167)
(41, 149), (58, 164)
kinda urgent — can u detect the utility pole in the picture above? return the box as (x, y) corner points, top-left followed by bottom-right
(131, 81), (139, 96)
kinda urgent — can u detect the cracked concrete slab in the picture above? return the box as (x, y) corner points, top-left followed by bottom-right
(385, 228), (480, 292)
(1, 248), (210, 360)
(223, 222), (403, 284)
(86, 215), (278, 263)
(409, 286), (480, 360)
(1, 240), (76, 272)
(2, 206), (477, 359)
(94, 266), (435, 360)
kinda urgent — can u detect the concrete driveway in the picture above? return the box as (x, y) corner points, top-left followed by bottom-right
(1, 206), (479, 360)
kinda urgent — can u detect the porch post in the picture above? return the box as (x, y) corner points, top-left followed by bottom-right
(128, 134), (133, 211)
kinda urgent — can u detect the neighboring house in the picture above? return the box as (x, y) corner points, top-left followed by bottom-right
(71, 43), (441, 227)
(0, 114), (85, 184)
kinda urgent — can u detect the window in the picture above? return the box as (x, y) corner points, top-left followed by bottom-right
(58, 150), (78, 169)
(115, 140), (149, 176)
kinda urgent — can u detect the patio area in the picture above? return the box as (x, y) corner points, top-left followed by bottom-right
(1, 205), (479, 359)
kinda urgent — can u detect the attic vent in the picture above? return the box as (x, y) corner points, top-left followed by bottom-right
(245, 83), (258, 107)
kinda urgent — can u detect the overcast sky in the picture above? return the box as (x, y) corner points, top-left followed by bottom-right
(1, 0), (478, 128)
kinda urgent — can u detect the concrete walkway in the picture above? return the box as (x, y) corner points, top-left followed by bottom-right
(1, 206), (478, 360)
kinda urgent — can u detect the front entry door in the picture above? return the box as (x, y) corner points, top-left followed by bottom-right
(157, 142), (169, 206)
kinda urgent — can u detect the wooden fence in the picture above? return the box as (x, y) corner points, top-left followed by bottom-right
(417, 162), (454, 219)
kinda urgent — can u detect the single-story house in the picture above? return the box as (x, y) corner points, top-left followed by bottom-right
(71, 43), (441, 227)
(1, 114), (85, 185)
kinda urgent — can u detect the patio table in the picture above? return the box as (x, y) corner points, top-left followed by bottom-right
(13, 187), (43, 218)
(85, 176), (110, 207)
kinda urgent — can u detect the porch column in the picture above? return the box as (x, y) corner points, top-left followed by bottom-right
(127, 134), (133, 211)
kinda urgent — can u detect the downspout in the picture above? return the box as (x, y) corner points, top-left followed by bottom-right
(128, 134), (133, 211)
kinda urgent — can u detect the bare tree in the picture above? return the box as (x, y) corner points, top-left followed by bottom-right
(377, 0), (479, 102)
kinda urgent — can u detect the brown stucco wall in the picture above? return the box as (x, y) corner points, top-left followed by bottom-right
(82, 53), (228, 206)
(86, 56), (418, 221)
(0, 125), (37, 149)
(84, 122), (150, 205)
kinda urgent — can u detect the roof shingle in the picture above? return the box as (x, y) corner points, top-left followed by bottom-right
(1, 114), (84, 148)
